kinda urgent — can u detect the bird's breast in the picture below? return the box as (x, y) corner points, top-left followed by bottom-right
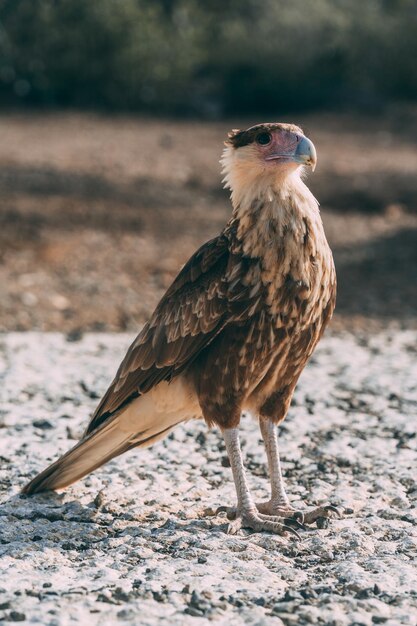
(250, 244), (335, 331)
(233, 201), (335, 331)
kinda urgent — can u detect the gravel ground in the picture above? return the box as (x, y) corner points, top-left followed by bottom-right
(0, 331), (416, 625)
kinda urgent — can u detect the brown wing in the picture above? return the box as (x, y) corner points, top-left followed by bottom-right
(86, 230), (256, 434)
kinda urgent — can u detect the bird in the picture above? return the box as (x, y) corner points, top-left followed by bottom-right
(23, 122), (339, 536)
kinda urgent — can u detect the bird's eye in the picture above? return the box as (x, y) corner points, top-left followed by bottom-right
(256, 132), (272, 146)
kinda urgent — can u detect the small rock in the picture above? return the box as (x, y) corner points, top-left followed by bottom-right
(271, 610), (298, 624)
(21, 293), (38, 307)
(117, 609), (136, 620)
(185, 606), (204, 617)
(316, 517), (329, 529)
(283, 590), (303, 602)
(152, 591), (168, 603)
(66, 329), (83, 342)
(94, 491), (106, 508)
(271, 602), (298, 614)
(33, 419), (53, 430)
(50, 294), (70, 310)
(61, 542), (77, 551)
(112, 588), (131, 603)
(79, 381), (100, 399)
(8, 612), (26, 622)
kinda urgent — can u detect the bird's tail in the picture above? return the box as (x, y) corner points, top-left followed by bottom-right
(22, 416), (176, 495)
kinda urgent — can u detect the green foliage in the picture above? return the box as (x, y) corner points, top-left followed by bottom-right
(0, 0), (416, 114)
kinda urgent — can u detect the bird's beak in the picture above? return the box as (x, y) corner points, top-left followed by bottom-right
(293, 135), (317, 172)
(264, 135), (317, 172)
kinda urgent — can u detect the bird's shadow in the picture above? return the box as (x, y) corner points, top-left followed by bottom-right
(0, 491), (114, 549)
(0, 491), (228, 551)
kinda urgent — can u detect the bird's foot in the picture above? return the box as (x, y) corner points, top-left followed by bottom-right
(301, 504), (343, 527)
(226, 507), (301, 539)
(216, 505), (303, 537)
(215, 501), (342, 534)
(254, 500), (342, 526)
(255, 499), (305, 524)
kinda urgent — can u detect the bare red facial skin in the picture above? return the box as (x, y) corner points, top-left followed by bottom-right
(257, 130), (301, 163)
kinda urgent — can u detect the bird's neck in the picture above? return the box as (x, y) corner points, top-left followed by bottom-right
(229, 173), (324, 256)
(226, 174), (334, 309)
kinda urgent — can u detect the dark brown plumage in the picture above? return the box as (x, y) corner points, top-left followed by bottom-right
(23, 123), (338, 535)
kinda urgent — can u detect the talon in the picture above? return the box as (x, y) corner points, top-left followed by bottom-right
(302, 502), (345, 526)
(293, 510), (304, 524)
(282, 525), (301, 540)
(215, 505), (229, 514)
(284, 517), (306, 531)
(215, 505), (237, 520)
(324, 504), (342, 518)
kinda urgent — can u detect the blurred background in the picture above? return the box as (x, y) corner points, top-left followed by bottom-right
(0, 0), (416, 334)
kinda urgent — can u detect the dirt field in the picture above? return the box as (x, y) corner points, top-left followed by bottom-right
(1, 110), (416, 334)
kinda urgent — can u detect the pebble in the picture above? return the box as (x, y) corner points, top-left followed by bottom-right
(8, 612), (26, 622)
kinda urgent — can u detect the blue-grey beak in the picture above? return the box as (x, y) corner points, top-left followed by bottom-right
(294, 135), (317, 171)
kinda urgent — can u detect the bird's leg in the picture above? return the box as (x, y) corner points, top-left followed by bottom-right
(221, 427), (300, 538)
(256, 418), (303, 520)
(258, 418), (341, 526)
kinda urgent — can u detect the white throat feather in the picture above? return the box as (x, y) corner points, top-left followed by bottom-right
(220, 144), (321, 244)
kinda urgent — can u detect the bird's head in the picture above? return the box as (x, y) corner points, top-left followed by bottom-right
(221, 122), (317, 203)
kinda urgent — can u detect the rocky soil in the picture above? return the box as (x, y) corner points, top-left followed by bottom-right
(0, 330), (416, 625)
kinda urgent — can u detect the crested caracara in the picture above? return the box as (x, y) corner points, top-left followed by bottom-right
(23, 123), (339, 536)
